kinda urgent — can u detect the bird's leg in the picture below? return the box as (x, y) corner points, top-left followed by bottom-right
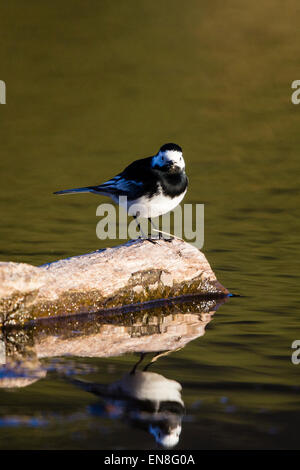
(143, 347), (184, 371)
(148, 217), (160, 240)
(133, 215), (156, 244)
(133, 215), (140, 232)
(130, 352), (147, 375)
(143, 351), (168, 371)
(133, 214), (145, 238)
(163, 233), (174, 242)
(148, 218), (174, 242)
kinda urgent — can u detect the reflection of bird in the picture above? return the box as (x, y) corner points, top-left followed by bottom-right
(54, 143), (188, 237)
(69, 353), (185, 448)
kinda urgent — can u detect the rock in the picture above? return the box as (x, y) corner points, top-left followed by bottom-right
(0, 262), (48, 326)
(0, 239), (229, 326)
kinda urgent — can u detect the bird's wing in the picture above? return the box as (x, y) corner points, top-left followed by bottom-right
(89, 175), (144, 198)
(54, 157), (153, 198)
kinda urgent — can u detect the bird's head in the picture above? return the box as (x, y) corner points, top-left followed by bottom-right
(149, 423), (182, 448)
(151, 143), (185, 173)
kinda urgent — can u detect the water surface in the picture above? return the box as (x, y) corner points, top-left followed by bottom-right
(0, 0), (299, 450)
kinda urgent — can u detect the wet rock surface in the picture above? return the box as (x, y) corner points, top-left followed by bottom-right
(0, 239), (229, 326)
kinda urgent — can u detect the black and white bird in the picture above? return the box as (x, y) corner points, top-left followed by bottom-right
(69, 353), (185, 448)
(54, 143), (188, 238)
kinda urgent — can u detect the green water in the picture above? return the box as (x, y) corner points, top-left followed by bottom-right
(0, 0), (300, 450)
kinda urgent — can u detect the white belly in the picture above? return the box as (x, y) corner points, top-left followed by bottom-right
(126, 189), (187, 218)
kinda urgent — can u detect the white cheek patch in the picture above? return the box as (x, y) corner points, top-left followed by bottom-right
(165, 150), (185, 169)
(152, 150), (185, 169)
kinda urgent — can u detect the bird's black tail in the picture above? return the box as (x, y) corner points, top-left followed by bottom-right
(53, 186), (95, 195)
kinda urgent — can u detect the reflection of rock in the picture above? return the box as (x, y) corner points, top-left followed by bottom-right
(70, 354), (185, 448)
(0, 363), (46, 389)
(0, 297), (227, 389)
(36, 312), (213, 358)
(0, 337), (5, 364)
(0, 239), (229, 325)
(32, 298), (224, 359)
(0, 327), (46, 388)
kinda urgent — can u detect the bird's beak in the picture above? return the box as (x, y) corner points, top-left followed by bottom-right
(167, 162), (181, 173)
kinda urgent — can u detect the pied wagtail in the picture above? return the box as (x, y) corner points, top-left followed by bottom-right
(54, 143), (188, 240)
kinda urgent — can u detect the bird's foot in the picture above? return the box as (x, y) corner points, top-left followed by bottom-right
(137, 235), (158, 244)
(146, 237), (158, 245)
(151, 229), (175, 242)
(158, 232), (174, 242)
(136, 234), (174, 244)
